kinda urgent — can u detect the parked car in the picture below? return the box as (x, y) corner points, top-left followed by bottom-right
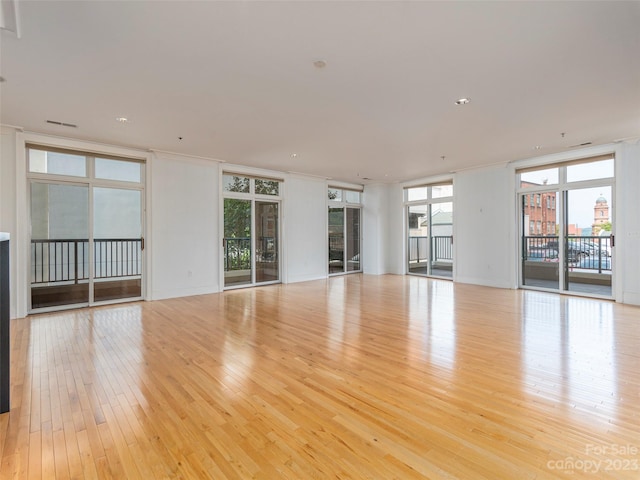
(586, 241), (611, 257)
(526, 248), (558, 262)
(546, 239), (589, 262)
(578, 256), (611, 270)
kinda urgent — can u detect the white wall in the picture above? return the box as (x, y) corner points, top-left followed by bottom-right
(283, 175), (327, 283)
(386, 184), (405, 275)
(149, 152), (220, 299)
(363, 184), (390, 275)
(617, 140), (640, 305)
(453, 165), (516, 289)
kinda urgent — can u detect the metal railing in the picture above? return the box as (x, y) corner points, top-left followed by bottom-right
(31, 238), (142, 285)
(523, 235), (611, 272)
(408, 236), (453, 263)
(224, 237), (251, 271)
(329, 235), (343, 261)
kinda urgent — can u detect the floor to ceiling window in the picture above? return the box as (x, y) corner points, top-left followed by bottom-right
(27, 146), (145, 312)
(328, 187), (362, 275)
(222, 173), (281, 288)
(404, 182), (454, 278)
(518, 155), (614, 298)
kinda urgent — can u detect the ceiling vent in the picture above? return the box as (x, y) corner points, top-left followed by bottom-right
(46, 120), (78, 128)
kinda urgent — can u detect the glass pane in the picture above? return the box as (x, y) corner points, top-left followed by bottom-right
(520, 168), (559, 188)
(432, 185), (453, 198)
(30, 182), (89, 309)
(93, 187), (142, 302)
(565, 187), (612, 296)
(255, 201), (279, 283)
(567, 159), (614, 183)
(28, 149), (87, 177)
(328, 188), (342, 201)
(224, 199), (252, 286)
(346, 208), (360, 272)
(223, 174), (250, 193)
(406, 187), (427, 202)
(407, 204), (428, 275)
(522, 191), (559, 290)
(430, 202), (453, 278)
(95, 158), (142, 183)
(328, 207), (344, 274)
(255, 179), (279, 196)
(345, 190), (361, 203)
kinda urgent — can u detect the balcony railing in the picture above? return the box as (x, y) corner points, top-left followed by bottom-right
(31, 238), (142, 285)
(224, 237), (251, 271)
(523, 235), (611, 272)
(408, 236), (453, 263)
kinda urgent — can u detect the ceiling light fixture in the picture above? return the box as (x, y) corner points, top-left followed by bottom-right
(313, 60), (326, 69)
(291, 153), (298, 158)
(534, 145), (542, 150)
(455, 98), (470, 105)
(116, 117), (128, 123)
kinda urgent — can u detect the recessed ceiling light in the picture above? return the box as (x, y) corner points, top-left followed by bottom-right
(313, 60), (327, 69)
(116, 117), (128, 123)
(534, 145), (542, 150)
(291, 153), (298, 158)
(455, 98), (470, 105)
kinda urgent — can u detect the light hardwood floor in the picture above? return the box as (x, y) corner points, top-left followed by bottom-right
(1, 274), (639, 479)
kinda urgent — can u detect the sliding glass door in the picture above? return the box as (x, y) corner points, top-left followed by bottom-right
(30, 182), (90, 309)
(327, 188), (362, 275)
(223, 174), (281, 288)
(28, 147), (145, 311)
(405, 183), (453, 278)
(521, 190), (560, 290)
(255, 201), (279, 283)
(565, 186), (612, 295)
(223, 198), (252, 287)
(519, 156), (614, 298)
(407, 204), (428, 275)
(93, 187), (143, 302)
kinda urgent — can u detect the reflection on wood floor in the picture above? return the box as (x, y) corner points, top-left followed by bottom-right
(2, 274), (639, 478)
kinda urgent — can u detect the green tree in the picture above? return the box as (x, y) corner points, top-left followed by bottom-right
(224, 199), (250, 238)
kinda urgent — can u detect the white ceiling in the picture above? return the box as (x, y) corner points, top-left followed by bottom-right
(1, 1), (639, 184)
